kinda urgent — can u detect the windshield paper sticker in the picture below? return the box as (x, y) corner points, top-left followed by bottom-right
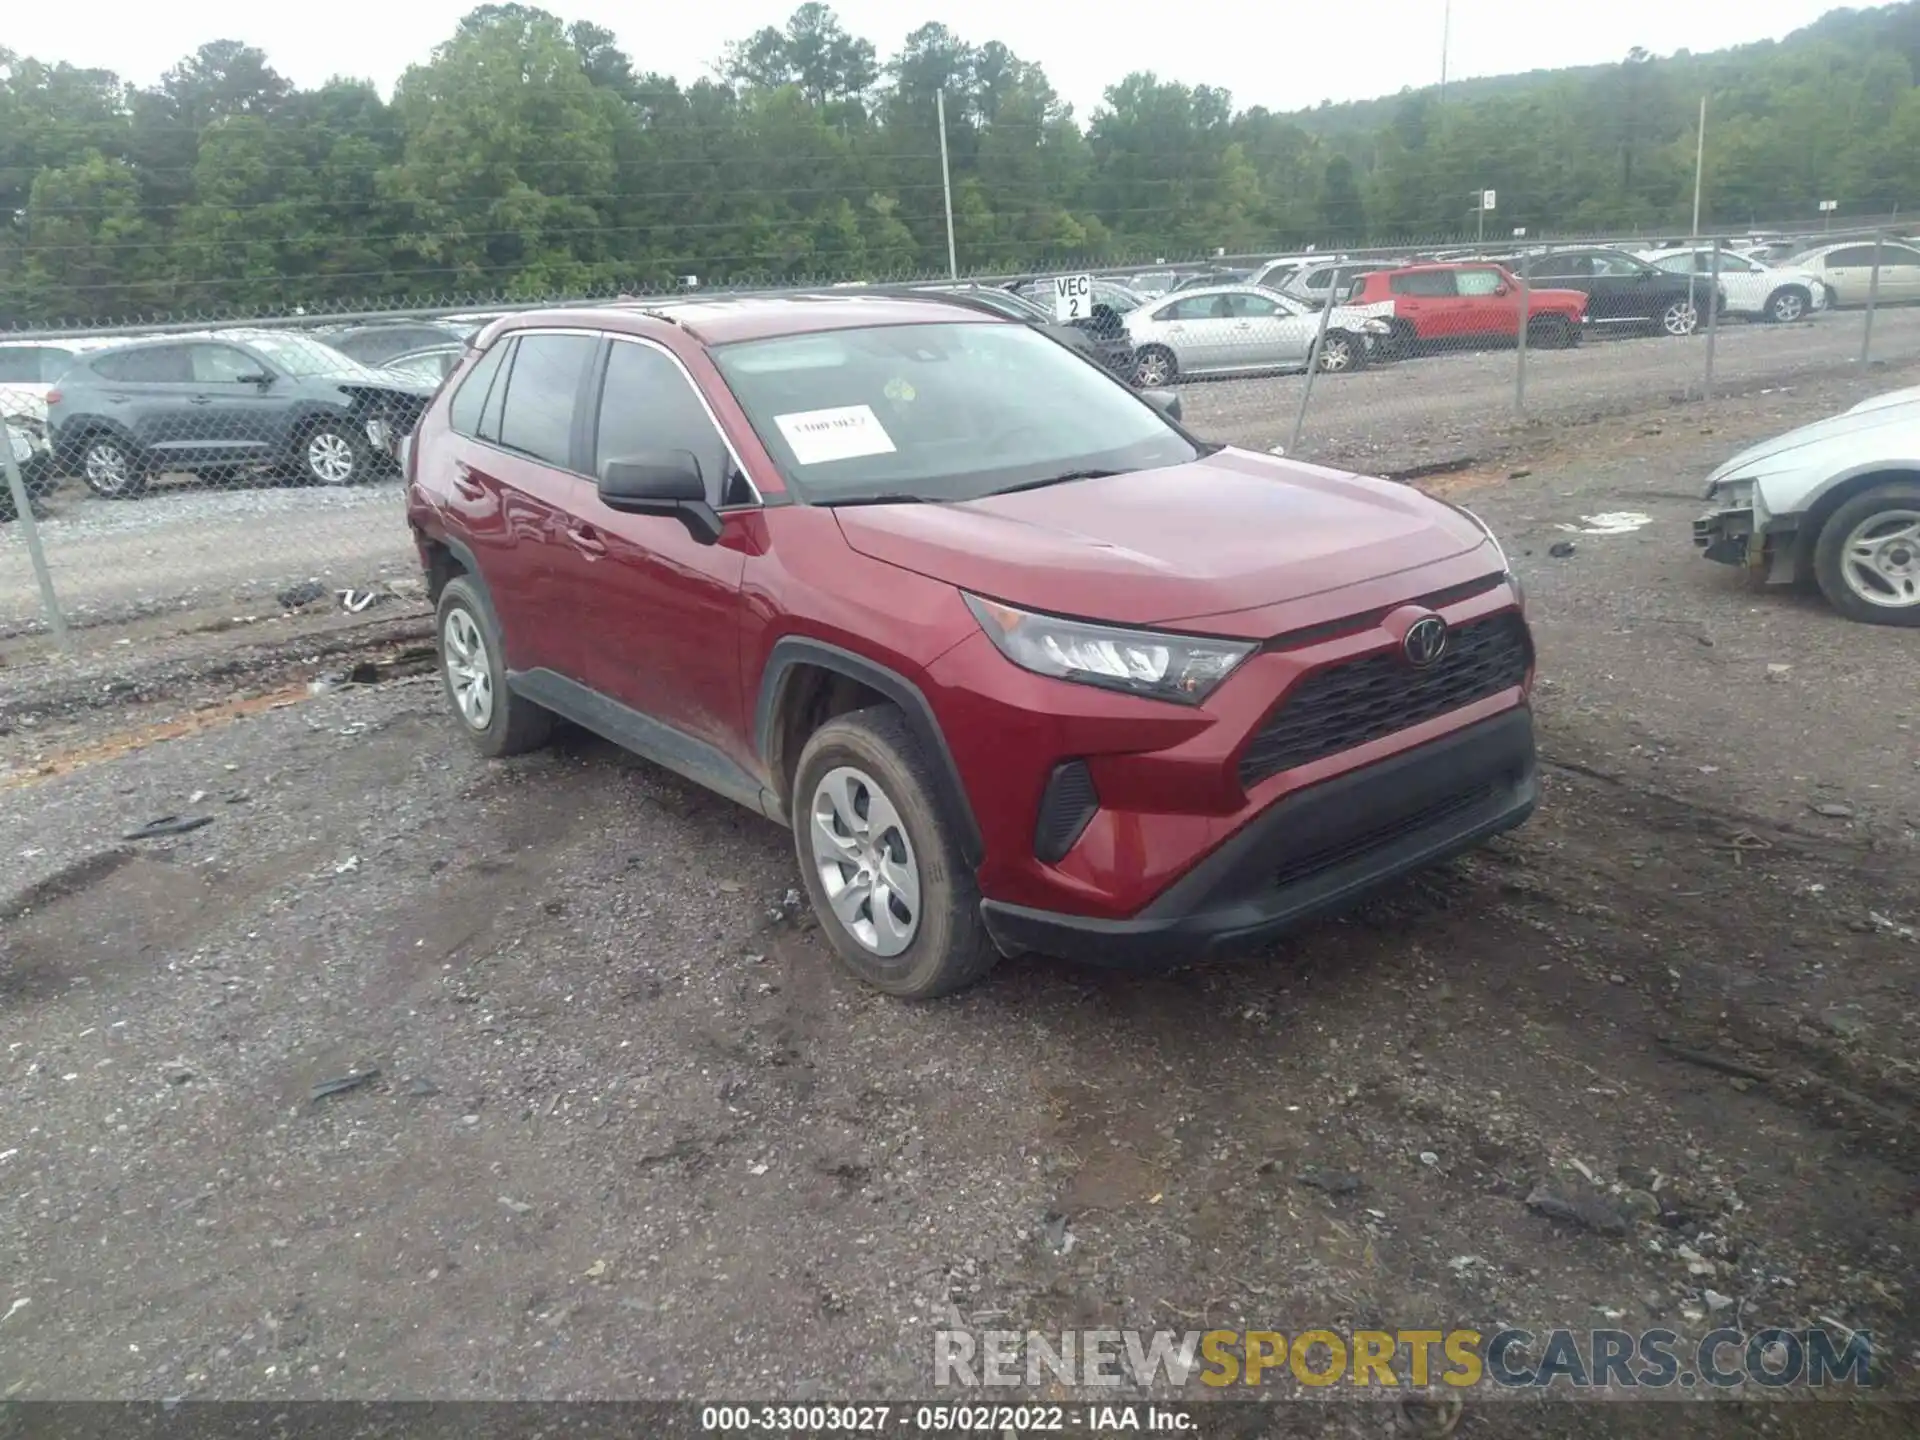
(774, 405), (898, 465)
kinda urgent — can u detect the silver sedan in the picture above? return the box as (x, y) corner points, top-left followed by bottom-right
(1121, 285), (1393, 385)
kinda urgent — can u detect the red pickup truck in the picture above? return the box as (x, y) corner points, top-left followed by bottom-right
(1348, 263), (1588, 353)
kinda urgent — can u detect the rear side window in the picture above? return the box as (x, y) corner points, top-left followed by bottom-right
(1455, 269), (1507, 296)
(1392, 271), (1456, 296)
(496, 333), (596, 468)
(1825, 247), (1877, 267)
(93, 346), (193, 382)
(448, 342), (508, 437)
(1156, 295), (1218, 321)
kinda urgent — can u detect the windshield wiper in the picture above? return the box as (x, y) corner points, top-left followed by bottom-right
(985, 468), (1126, 497)
(813, 493), (933, 508)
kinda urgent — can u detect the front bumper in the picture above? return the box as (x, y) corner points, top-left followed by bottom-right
(1693, 504), (1756, 566)
(979, 705), (1538, 966)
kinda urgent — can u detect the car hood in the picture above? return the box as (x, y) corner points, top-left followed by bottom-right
(1848, 385), (1920, 415)
(1706, 400), (1920, 490)
(832, 448), (1488, 629)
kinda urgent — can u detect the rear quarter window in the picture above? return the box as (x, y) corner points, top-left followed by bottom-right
(447, 342), (508, 437)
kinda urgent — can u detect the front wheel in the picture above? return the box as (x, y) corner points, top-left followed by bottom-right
(1765, 286), (1809, 324)
(792, 706), (999, 999)
(1813, 482), (1920, 626)
(1526, 315), (1577, 349)
(297, 423), (368, 486)
(1659, 299), (1700, 337)
(1132, 345), (1177, 388)
(1317, 331), (1367, 373)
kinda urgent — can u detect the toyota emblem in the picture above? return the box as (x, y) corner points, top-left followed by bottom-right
(1403, 616), (1449, 667)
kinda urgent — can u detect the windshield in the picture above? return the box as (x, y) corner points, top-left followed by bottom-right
(711, 321), (1198, 505)
(248, 333), (380, 378)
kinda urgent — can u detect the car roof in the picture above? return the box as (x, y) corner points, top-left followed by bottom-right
(0, 337), (118, 351)
(495, 294), (1007, 346)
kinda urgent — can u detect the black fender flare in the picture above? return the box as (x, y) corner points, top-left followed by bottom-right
(754, 637), (984, 866)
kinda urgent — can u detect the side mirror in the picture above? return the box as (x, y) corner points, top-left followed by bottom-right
(598, 450), (723, 545)
(1492, 283), (1510, 296)
(1140, 387), (1183, 422)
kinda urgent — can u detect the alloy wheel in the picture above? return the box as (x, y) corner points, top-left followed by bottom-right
(1770, 291), (1805, 323)
(306, 431), (357, 485)
(84, 441), (133, 495)
(809, 765), (921, 957)
(1662, 301), (1699, 337)
(442, 607), (494, 729)
(1134, 350), (1172, 387)
(1319, 337), (1354, 372)
(1838, 507), (1920, 611)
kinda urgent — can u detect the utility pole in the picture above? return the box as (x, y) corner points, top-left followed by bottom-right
(1440, 0), (1451, 105)
(936, 90), (958, 280)
(1690, 95), (1706, 240)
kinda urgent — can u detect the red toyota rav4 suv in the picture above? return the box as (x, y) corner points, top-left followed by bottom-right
(406, 296), (1538, 998)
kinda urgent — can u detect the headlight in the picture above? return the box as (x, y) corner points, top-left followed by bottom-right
(1362, 318), (1392, 334)
(1457, 505), (1524, 610)
(963, 593), (1254, 706)
(1706, 476), (1756, 507)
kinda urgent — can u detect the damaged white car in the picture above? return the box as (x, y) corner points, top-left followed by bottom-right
(1695, 389), (1920, 625)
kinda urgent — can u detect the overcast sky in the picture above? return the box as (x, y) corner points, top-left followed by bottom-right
(7, 0), (1848, 115)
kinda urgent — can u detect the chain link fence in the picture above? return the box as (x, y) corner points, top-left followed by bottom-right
(4, 229), (1919, 659)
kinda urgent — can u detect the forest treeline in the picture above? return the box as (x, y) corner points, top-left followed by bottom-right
(5, 1), (1920, 322)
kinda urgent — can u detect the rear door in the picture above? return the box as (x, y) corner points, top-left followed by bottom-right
(440, 332), (602, 675)
(1150, 293), (1236, 374)
(91, 345), (201, 462)
(1389, 269), (1460, 339)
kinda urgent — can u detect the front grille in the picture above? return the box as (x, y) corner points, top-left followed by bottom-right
(1272, 783), (1495, 889)
(1238, 611), (1531, 788)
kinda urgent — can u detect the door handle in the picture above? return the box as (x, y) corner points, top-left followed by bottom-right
(565, 524), (606, 558)
(451, 461), (485, 499)
(189, 396), (213, 405)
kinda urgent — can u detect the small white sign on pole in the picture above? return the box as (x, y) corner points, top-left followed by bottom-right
(1818, 199), (1838, 213)
(1051, 273), (1094, 322)
(1481, 189), (1498, 211)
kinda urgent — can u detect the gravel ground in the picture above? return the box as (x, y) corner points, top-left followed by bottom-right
(0, 367), (1917, 1432)
(4, 303), (1919, 649)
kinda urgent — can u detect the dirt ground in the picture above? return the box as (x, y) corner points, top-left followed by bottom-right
(1, 368), (1917, 1434)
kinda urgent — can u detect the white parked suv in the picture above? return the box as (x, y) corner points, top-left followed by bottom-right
(1639, 247), (1826, 324)
(0, 338), (118, 438)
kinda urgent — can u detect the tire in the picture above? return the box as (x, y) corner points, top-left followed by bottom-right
(792, 706), (999, 999)
(1381, 320), (1418, 360)
(1765, 286), (1810, 324)
(1823, 283), (1841, 311)
(78, 434), (149, 500)
(295, 421), (368, 487)
(1812, 481), (1920, 627)
(1526, 315), (1576, 349)
(1132, 345), (1177, 388)
(435, 576), (555, 755)
(1659, 298), (1700, 338)
(1318, 331), (1367, 373)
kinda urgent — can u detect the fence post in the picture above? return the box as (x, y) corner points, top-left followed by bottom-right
(1861, 230), (1884, 366)
(1, 437), (72, 655)
(1288, 282), (1339, 455)
(1703, 238), (1721, 403)
(1514, 251), (1531, 415)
